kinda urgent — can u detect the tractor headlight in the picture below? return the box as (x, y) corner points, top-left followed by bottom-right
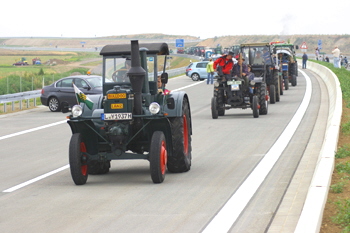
(72, 105), (83, 117)
(214, 81), (220, 87)
(149, 102), (160, 115)
(250, 80), (255, 86)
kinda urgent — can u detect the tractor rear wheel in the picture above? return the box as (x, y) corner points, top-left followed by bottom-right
(257, 84), (268, 115)
(291, 75), (297, 86)
(168, 98), (192, 173)
(252, 95), (259, 118)
(149, 131), (167, 183)
(69, 133), (88, 185)
(211, 97), (218, 119)
(275, 72), (281, 102)
(269, 84), (276, 104)
(284, 78), (289, 90)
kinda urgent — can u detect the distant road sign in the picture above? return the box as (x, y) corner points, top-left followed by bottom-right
(176, 39), (184, 48)
(300, 42), (308, 49)
(300, 42), (308, 52)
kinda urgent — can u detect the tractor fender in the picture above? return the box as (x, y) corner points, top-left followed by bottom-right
(163, 91), (190, 117)
(163, 91), (192, 135)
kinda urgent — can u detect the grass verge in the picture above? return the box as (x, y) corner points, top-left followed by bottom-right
(317, 60), (350, 233)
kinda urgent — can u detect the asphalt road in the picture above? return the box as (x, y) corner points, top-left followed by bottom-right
(0, 70), (326, 233)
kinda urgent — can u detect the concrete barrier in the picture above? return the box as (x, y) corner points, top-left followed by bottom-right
(295, 60), (342, 232)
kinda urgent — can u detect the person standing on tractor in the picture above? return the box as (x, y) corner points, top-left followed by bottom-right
(213, 51), (234, 80)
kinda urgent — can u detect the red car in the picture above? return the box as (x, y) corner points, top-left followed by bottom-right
(13, 61), (29, 66)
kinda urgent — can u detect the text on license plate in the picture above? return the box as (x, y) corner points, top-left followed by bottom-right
(111, 103), (123, 109)
(107, 93), (126, 99)
(227, 80), (242, 85)
(102, 113), (132, 120)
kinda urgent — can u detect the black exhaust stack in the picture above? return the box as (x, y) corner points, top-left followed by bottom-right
(127, 40), (146, 115)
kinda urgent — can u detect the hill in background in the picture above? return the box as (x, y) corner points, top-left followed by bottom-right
(199, 35), (350, 55)
(1, 33), (349, 55)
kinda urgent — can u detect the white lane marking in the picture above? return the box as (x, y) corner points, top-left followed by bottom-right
(172, 80), (205, 92)
(3, 165), (69, 192)
(202, 70), (312, 233)
(0, 120), (67, 141)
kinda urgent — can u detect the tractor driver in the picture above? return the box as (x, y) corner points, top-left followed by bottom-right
(112, 58), (131, 82)
(213, 51), (234, 80)
(232, 56), (248, 78)
(253, 51), (264, 64)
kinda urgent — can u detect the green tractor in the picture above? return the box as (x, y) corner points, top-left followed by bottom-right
(64, 40), (192, 185)
(240, 43), (280, 104)
(272, 42), (299, 87)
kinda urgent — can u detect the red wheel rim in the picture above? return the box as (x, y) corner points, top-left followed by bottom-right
(160, 140), (167, 174)
(80, 142), (88, 176)
(182, 114), (188, 155)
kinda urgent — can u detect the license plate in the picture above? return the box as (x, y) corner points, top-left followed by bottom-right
(107, 93), (126, 99)
(227, 81), (242, 85)
(231, 84), (240, 91)
(102, 113), (132, 120)
(111, 103), (123, 109)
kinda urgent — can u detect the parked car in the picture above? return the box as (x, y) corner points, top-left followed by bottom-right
(186, 61), (218, 81)
(13, 61), (28, 66)
(40, 75), (103, 112)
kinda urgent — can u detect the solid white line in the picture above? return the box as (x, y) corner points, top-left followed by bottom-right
(202, 70), (312, 233)
(3, 165), (70, 192)
(172, 80), (205, 92)
(0, 120), (67, 141)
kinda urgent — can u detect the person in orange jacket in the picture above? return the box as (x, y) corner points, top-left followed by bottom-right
(213, 51), (234, 80)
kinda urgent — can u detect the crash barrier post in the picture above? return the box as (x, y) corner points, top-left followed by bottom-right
(294, 59), (342, 233)
(0, 90), (41, 113)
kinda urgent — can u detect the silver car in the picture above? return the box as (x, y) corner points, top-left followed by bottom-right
(186, 61), (218, 81)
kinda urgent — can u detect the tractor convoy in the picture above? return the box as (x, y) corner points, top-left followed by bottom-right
(211, 41), (299, 119)
(63, 39), (299, 185)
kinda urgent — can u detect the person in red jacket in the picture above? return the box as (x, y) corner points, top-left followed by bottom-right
(213, 51), (234, 80)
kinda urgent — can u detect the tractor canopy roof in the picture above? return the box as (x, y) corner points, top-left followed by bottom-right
(240, 42), (271, 47)
(275, 49), (293, 56)
(100, 42), (170, 56)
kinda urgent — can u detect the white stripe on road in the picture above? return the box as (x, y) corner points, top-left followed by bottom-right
(0, 120), (67, 141)
(202, 70), (312, 233)
(172, 79), (205, 92)
(3, 165), (69, 192)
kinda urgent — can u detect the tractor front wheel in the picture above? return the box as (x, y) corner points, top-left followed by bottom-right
(149, 131), (167, 183)
(69, 133), (88, 185)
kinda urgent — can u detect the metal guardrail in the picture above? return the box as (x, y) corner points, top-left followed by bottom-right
(0, 90), (41, 112)
(0, 65), (188, 113)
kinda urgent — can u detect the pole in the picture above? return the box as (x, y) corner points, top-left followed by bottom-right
(239, 53), (242, 78)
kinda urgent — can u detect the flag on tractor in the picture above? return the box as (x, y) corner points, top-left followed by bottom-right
(73, 83), (94, 110)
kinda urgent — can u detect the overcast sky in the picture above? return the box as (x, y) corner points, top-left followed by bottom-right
(1, 0), (349, 39)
